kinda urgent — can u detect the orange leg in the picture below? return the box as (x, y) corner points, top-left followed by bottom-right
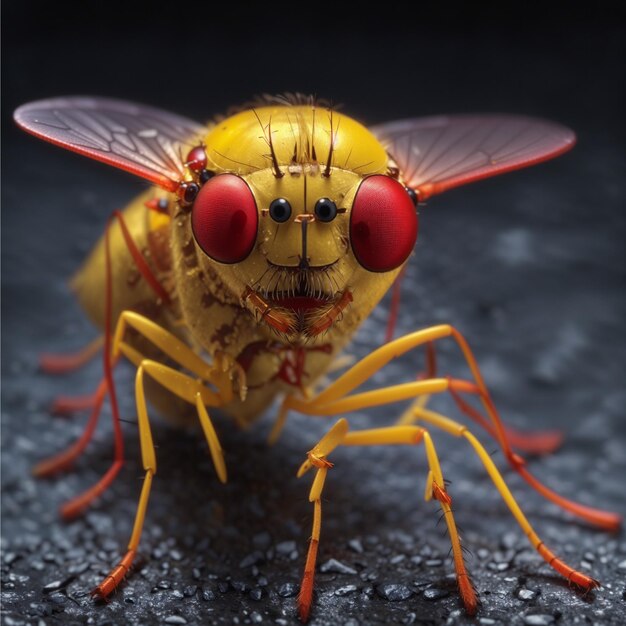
(40, 336), (104, 375)
(51, 391), (102, 416)
(446, 378), (562, 454)
(384, 264), (407, 343)
(39, 207), (176, 518)
(410, 339), (562, 455)
(33, 377), (108, 477)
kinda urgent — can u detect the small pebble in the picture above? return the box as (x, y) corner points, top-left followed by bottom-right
(164, 617), (187, 625)
(320, 558), (357, 575)
(617, 559), (626, 571)
(249, 587), (264, 601)
(42, 580), (63, 593)
(169, 549), (183, 561)
(68, 562), (89, 575)
(376, 583), (413, 601)
(201, 588), (215, 601)
(348, 539), (364, 554)
(230, 581), (249, 593)
(518, 589), (536, 601)
(276, 541), (297, 555)
(423, 587), (449, 601)
(170, 590), (184, 599)
(157, 580), (171, 590)
(425, 559), (442, 567)
(240, 551), (264, 568)
(390, 555), (406, 565)
(524, 616), (555, 626)
(253, 532), (271, 548)
(250, 612), (263, 624)
(217, 581), (229, 593)
(277, 582), (299, 598)
(487, 561), (509, 572)
(335, 585), (358, 596)
(183, 585), (197, 597)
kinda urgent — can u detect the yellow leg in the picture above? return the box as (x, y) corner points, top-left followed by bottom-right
(340, 426), (477, 615)
(91, 353), (228, 599)
(297, 419), (348, 622)
(411, 406), (600, 591)
(113, 310), (247, 403)
(287, 324), (620, 531)
(297, 419), (477, 621)
(267, 395), (292, 446)
(92, 363), (157, 598)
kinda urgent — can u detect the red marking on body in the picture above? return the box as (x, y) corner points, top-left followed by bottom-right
(147, 226), (172, 272)
(235, 341), (332, 390)
(276, 345), (333, 388)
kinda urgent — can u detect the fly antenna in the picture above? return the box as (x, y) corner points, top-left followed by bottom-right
(267, 117), (284, 178)
(323, 106), (335, 177)
(311, 102), (317, 163)
(253, 109), (284, 178)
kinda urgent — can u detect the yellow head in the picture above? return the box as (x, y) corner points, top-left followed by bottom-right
(185, 103), (419, 345)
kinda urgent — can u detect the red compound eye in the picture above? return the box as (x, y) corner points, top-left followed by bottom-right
(350, 175), (418, 272)
(191, 174), (258, 264)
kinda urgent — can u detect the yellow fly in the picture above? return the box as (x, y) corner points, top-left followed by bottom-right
(14, 94), (621, 621)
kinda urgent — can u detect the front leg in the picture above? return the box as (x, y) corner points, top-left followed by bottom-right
(296, 419), (477, 622)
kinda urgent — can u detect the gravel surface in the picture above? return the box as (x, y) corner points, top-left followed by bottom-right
(2, 9), (625, 626)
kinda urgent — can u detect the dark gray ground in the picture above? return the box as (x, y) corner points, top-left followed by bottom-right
(2, 8), (625, 626)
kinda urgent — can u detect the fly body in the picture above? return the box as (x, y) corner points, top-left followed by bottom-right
(14, 94), (621, 622)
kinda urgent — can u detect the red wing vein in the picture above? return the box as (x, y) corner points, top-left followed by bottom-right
(491, 133), (547, 163)
(413, 125), (477, 183)
(406, 127), (445, 183)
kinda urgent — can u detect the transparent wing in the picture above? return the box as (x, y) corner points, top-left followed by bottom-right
(371, 115), (575, 200)
(14, 96), (207, 191)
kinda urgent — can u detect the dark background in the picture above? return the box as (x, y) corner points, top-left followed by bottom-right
(2, 4), (625, 625)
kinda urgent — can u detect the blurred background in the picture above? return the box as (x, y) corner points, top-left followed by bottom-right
(2, 3), (625, 625)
